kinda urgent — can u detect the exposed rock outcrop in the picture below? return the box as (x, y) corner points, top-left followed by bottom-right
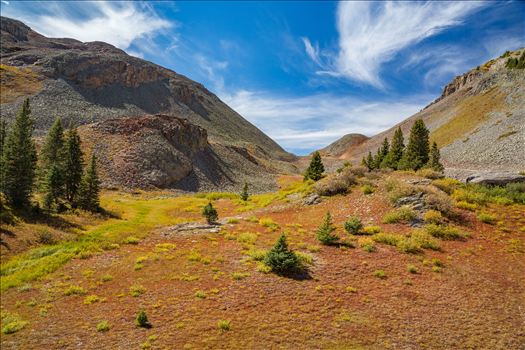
(466, 172), (525, 186)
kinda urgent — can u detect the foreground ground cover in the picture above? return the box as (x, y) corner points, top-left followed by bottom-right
(1, 173), (524, 349)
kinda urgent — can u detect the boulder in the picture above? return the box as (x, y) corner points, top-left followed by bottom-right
(303, 194), (321, 206)
(465, 173), (525, 186)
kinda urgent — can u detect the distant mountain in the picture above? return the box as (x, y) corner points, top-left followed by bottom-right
(327, 49), (525, 176)
(0, 17), (296, 191)
(319, 133), (369, 158)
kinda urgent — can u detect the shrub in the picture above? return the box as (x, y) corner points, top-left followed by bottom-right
(83, 295), (100, 305)
(477, 212), (496, 224)
(396, 237), (422, 254)
(452, 189), (487, 205)
(237, 232), (258, 245)
(349, 166), (367, 177)
(338, 168), (357, 187)
(432, 178), (461, 195)
(96, 321), (110, 332)
(218, 320), (231, 331)
(424, 224), (465, 240)
(410, 230), (441, 250)
(1, 312), (28, 334)
(346, 286), (358, 293)
(361, 225), (381, 235)
(314, 177), (348, 196)
(382, 206), (416, 224)
(407, 264), (418, 274)
(245, 247), (267, 261)
(231, 272), (250, 280)
(417, 168), (443, 180)
(226, 218), (239, 224)
(362, 184), (374, 195)
(423, 210), (443, 224)
(123, 236), (140, 245)
(136, 310), (151, 328)
(385, 180), (418, 203)
(373, 233), (403, 246)
(317, 212), (338, 244)
(358, 237), (376, 252)
(202, 202), (218, 224)
(424, 188), (454, 215)
(264, 235), (301, 274)
(295, 251), (314, 267)
(373, 270), (386, 279)
(455, 201), (477, 211)
(63, 285), (86, 296)
(259, 218), (279, 231)
(195, 290), (207, 299)
(129, 285), (146, 297)
(343, 216), (363, 235)
(37, 231), (55, 245)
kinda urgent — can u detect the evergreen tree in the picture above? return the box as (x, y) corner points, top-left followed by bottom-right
(316, 211), (338, 245)
(376, 137), (390, 169)
(304, 151), (325, 181)
(398, 119), (430, 170)
(40, 118), (65, 172)
(0, 116), (7, 193)
(264, 234), (300, 274)
(427, 142), (444, 172)
(43, 164), (64, 210)
(2, 99), (37, 208)
(77, 154), (100, 212)
(382, 127), (404, 169)
(240, 182), (249, 201)
(373, 148), (383, 169)
(135, 310), (151, 328)
(364, 151), (374, 171)
(202, 202), (218, 224)
(63, 126), (84, 203)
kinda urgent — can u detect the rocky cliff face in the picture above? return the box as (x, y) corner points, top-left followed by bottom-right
(0, 16), (296, 191)
(327, 48), (525, 174)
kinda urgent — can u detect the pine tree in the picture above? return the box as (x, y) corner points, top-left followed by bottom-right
(77, 154), (100, 212)
(43, 164), (64, 210)
(240, 182), (249, 201)
(63, 126), (84, 203)
(398, 119), (429, 171)
(304, 151), (324, 181)
(264, 234), (300, 274)
(202, 202), (218, 224)
(316, 211), (338, 245)
(0, 116), (7, 193)
(2, 99), (37, 208)
(375, 137), (390, 169)
(39, 118), (65, 186)
(382, 127), (404, 169)
(427, 142), (444, 172)
(364, 151), (374, 171)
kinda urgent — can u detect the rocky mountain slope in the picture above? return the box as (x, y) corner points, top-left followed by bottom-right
(0, 16), (295, 191)
(327, 49), (525, 176)
(319, 133), (369, 158)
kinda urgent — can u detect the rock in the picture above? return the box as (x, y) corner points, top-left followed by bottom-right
(164, 222), (221, 234)
(466, 172), (525, 186)
(303, 194), (321, 206)
(395, 192), (425, 208)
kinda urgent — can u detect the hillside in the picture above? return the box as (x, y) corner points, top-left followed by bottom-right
(328, 49), (525, 177)
(0, 17), (296, 191)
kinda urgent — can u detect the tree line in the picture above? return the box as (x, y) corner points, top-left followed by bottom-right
(0, 98), (100, 213)
(361, 119), (443, 172)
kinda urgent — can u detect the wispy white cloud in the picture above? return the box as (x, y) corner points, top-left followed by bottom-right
(222, 90), (429, 153)
(194, 55), (229, 92)
(302, 37), (320, 65)
(304, 1), (485, 87)
(1, 1), (172, 51)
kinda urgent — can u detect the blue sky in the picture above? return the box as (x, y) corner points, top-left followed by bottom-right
(2, 1), (524, 154)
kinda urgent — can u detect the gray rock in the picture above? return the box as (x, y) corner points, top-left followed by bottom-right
(466, 172), (525, 186)
(303, 194), (321, 206)
(164, 222), (221, 234)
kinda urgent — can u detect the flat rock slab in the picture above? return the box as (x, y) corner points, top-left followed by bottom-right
(466, 173), (525, 186)
(163, 222), (222, 235)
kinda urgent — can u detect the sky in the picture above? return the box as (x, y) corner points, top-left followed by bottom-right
(1, 1), (524, 155)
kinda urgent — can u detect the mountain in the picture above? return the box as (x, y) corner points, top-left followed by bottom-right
(319, 133), (369, 158)
(0, 17), (296, 191)
(326, 49), (525, 177)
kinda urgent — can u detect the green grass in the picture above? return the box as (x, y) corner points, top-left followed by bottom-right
(382, 206), (417, 224)
(1, 311), (28, 335)
(0, 193), (193, 291)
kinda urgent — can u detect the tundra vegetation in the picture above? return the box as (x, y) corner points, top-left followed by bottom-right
(1, 113), (524, 349)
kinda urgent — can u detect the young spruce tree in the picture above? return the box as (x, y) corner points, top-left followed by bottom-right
(316, 211), (338, 245)
(364, 151), (374, 171)
(304, 151), (324, 181)
(375, 137), (389, 168)
(43, 164), (64, 210)
(240, 182), (249, 201)
(427, 142), (444, 172)
(381, 127), (404, 169)
(63, 126), (84, 203)
(0, 116), (7, 193)
(2, 99), (37, 208)
(264, 234), (300, 274)
(202, 202), (218, 224)
(398, 119), (429, 171)
(77, 154), (100, 212)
